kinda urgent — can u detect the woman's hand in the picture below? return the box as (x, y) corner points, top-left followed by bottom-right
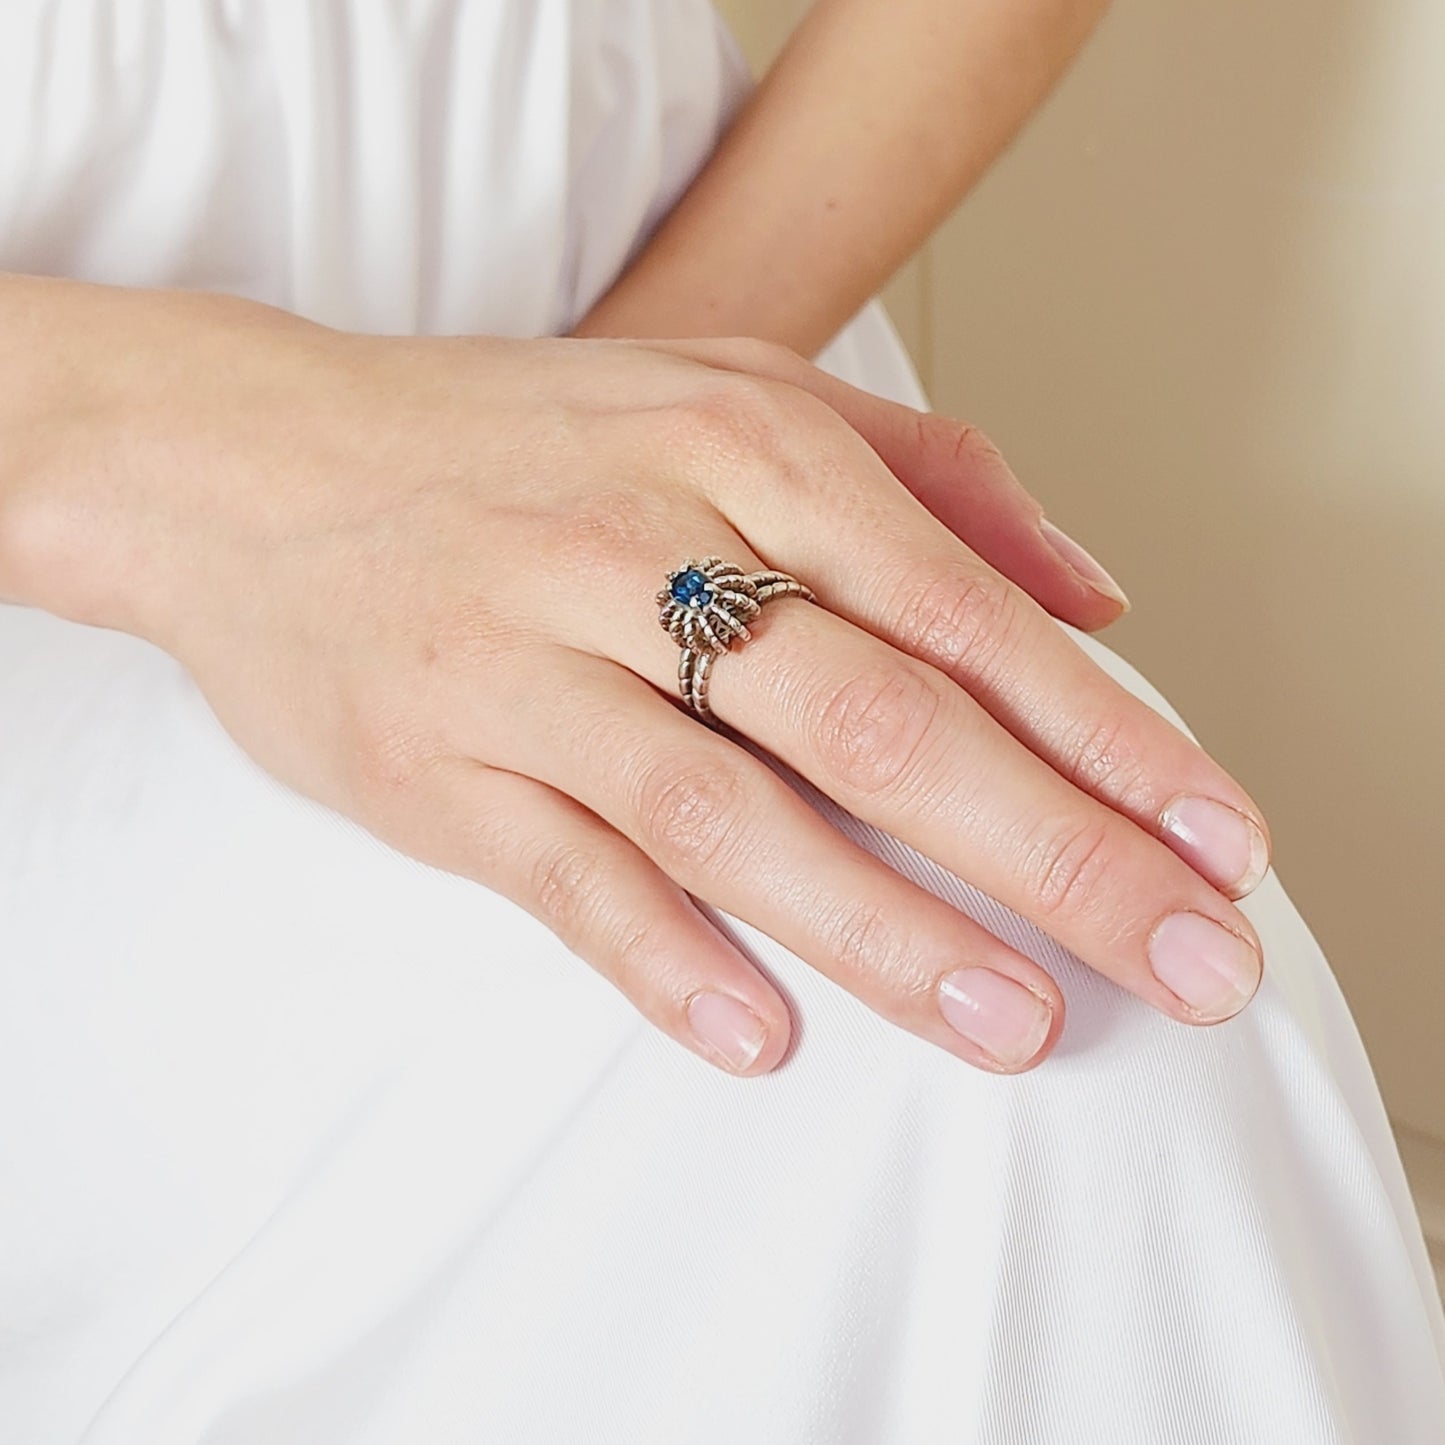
(587, 330), (1134, 635)
(3, 280), (1270, 1077)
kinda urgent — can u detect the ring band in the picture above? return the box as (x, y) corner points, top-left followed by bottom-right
(656, 556), (815, 722)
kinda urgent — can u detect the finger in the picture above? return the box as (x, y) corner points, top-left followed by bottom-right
(392, 759), (790, 1076)
(644, 335), (1129, 630)
(674, 374), (1272, 901)
(692, 599), (1267, 1029)
(484, 652), (1064, 1075)
(552, 526), (1263, 1029)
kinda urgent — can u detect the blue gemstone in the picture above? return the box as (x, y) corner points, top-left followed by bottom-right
(669, 568), (712, 606)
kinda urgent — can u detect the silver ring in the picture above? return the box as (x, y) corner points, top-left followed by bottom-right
(656, 556), (815, 722)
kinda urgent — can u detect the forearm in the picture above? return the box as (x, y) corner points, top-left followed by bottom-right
(0, 273), (322, 638)
(0, 273), (132, 620)
(575, 0), (1109, 354)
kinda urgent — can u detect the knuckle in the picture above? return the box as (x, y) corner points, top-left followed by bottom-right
(678, 374), (797, 464)
(1023, 816), (1116, 921)
(526, 839), (668, 984)
(1060, 711), (1150, 807)
(912, 410), (961, 464)
(634, 755), (752, 878)
(606, 913), (670, 982)
(556, 484), (662, 580)
(813, 663), (944, 800)
(957, 419), (1004, 471)
(421, 596), (513, 680)
(913, 412), (999, 473)
(677, 375), (850, 504)
(352, 710), (439, 799)
(890, 564), (1025, 682)
(824, 900), (908, 988)
(528, 839), (608, 945)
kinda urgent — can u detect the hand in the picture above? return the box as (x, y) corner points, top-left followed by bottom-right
(27, 294), (1271, 1078)
(575, 310), (1132, 637)
(656, 337), (1134, 631)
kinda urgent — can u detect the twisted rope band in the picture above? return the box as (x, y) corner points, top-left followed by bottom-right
(656, 555), (815, 722)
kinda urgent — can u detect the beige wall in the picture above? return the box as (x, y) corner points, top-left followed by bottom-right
(718, 0), (1444, 1266)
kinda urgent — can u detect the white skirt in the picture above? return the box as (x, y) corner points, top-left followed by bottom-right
(1, 3), (1442, 1441)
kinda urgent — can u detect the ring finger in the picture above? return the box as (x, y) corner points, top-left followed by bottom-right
(484, 649), (1066, 1074)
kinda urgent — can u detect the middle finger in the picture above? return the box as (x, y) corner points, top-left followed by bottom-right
(607, 547), (1264, 1029)
(702, 600), (1265, 1026)
(693, 377), (1273, 903)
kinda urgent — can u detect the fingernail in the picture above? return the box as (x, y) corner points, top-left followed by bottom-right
(937, 968), (1053, 1069)
(1147, 911), (1262, 1022)
(687, 991), (767, 1072)
(1039, 517), (1131, 610)
(1160, 795), (1270, 899)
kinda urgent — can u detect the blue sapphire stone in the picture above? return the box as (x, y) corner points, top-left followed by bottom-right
(670, 568), (712, 607)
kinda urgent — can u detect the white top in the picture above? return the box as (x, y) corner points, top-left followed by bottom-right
(0, 0), (725, 335)
(0, 4), (1442, 1442)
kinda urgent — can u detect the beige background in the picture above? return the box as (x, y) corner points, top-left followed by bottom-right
(718, 0), (1445, 1280)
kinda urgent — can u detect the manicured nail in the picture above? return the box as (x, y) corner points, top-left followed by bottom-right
(687, 991), (767, 1072)
(1039, 517), (1131, 610)
(1147, 911), (1262, 1022)
(1160, 795), (1270, 899)
(937, 968), (1053, 1069)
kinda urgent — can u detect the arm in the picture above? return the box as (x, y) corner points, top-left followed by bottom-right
(0, 274), (175, 628)
(574, 0), (1110, 354)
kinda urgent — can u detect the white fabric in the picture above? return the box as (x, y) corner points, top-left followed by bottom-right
(0, 3), (1442, 1442)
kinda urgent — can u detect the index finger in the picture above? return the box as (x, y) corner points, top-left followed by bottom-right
(646, 335), (1130, 633)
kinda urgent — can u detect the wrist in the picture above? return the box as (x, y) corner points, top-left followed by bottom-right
(0, 278), (328, 650)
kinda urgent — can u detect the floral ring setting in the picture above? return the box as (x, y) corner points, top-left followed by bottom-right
(657, 556), (815, 722)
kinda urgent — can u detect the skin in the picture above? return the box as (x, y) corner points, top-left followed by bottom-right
(0, 277), (1270, 1080)
(577, 0), (1126, 638)
(576, 0), (1115, 355)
